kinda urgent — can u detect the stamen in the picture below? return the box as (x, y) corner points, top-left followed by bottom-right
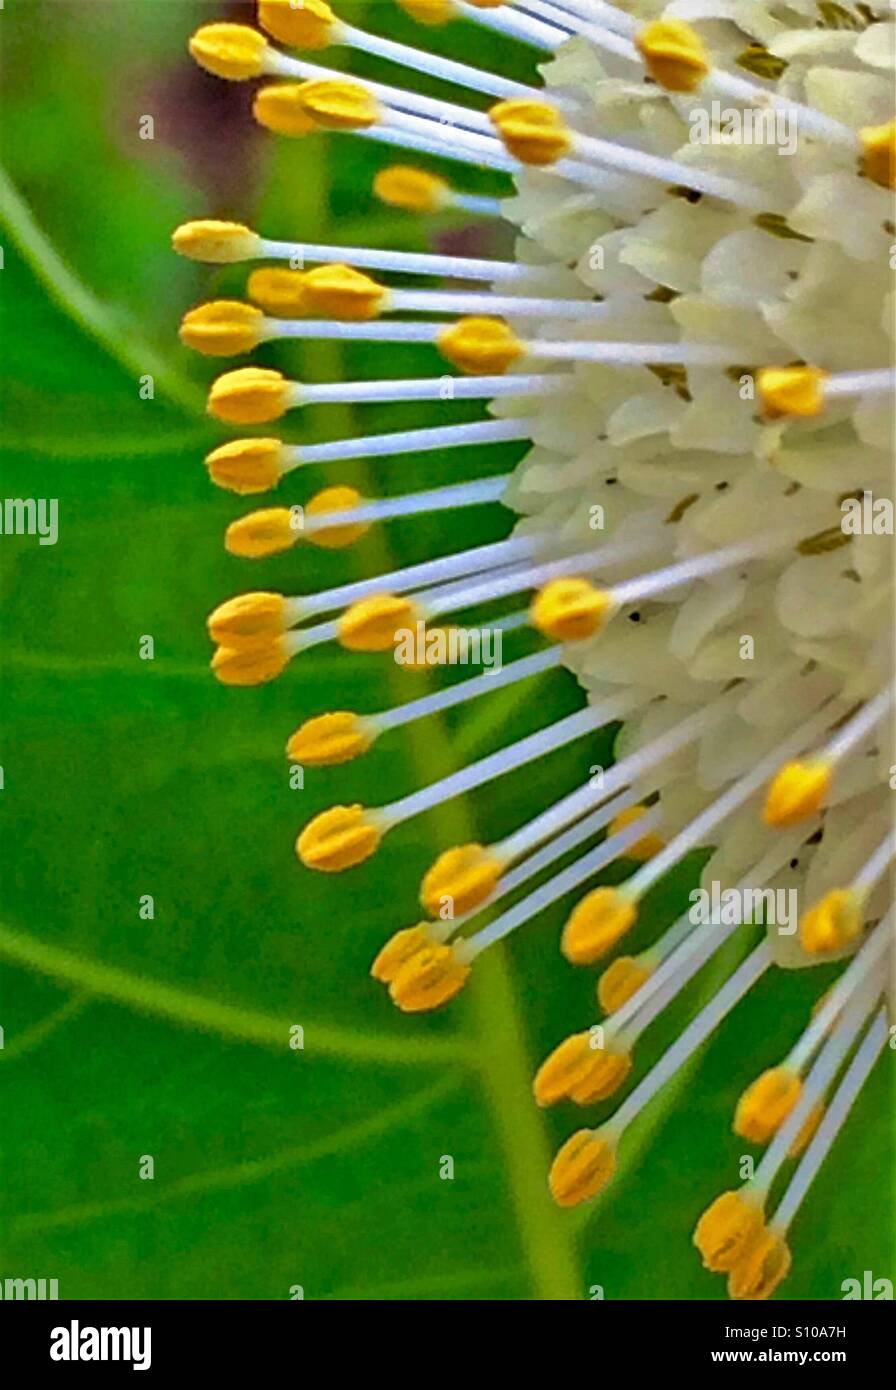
(605, 942), (773, 1140)
(764, 682), (895, 828)
(464, 804), (661, 958)
(772, 1006), (889, 1235)
(227, 476), (510, 558)
(259, 0), (539, 99)
(752, 979), (883, 1198)
(373, 165), (503, 217)
(261, 417), (533, 470)
(786, 918), (891, 1073)
(173, 219), (526, 282)
(621, 704), (837, 905)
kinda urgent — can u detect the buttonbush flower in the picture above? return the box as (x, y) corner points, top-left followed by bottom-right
(177, 0), (895, 1299)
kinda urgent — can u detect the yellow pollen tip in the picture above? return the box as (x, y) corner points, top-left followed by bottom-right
(734, 1066), (802, 1144)
(208, 367), (291, 426)
(860, 119), (896, 190)
(693, 1190), (766, 1273)
(295, 78), (380, 130)
(253, 84), (321, 137)
(762, 759), (831, 828)
(258, 0), (337, 50)
(298, 264), (388, 320)
(727, 1229), (792, 1302)
(488, 99), (571, 166)
(756, 365), (827, 420)
(789, 1101), (825, 1159)
(534, 1032), (632, 1107)
(370, 923), (437, 984)
(562, 887), (638, 966)
(635, 19), (710, 93)
(225, 508), (299, 560)
(337, 593), (423, 652)
(205, 438), (287, 495)
(171, 219), (260, 264)
(246, 267), (308, 317)
(608, 805), (665, 861)
(189, 23), (269, 81)
(207, 591), (289, 647)
(388, 942), (471, 1012)
(287, 711), (375, 767)
(296, 804), (383, 872)
(597, 955), (652, 1014)
(548, 1130), (616, 1209)
(395, 0), (456, 25)
(179, 300), (264, 357)
(373, 165), (451, 213)
(798, 888), (864, 956)
(211, 639), (290, 687)
(530, 577), (615, 643)
(437, 316), (524, 375)
(305, 485), (370, 549)
(420, 843), (504, 918)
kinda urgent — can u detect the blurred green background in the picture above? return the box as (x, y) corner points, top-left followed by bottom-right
(0, 0), (891, 1300)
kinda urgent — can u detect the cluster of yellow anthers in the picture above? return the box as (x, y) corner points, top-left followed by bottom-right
(176, 0), (895, 1299)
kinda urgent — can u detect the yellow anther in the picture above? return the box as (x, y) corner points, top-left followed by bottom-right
(727, 1229), (792, 1302)
(788, 1101), (825, 1159)
(189, 23), (269, 80)
(762, 759), (831, 828)
(338, 593), (422, 652)
(489, 99), (571, 166)
(756, 365), (827, 420)
(211, 639), (291, 687)
(296, 804), (383, 872)
(247, 268), (308, 316)
(258, 0), (337, 50)
(371, 923), (437, 984)
(534, 1032), (632, 1107)
(609, 805), (665, 861)
(207, 591), (290, 647)
(860, 119), (896, 190)
(205, 438), (287, 495)
(373, 165), (451, 213)
(597, 955), (652, 1014)
(395, 0), (456, 25)
(734, 1066), (802, 1144)
(636, 19), (710, 93)
(548, 1130), (616, 1208)
(437, 316), (524, 375)
(799, 887), (864, 956)
(225, 508), (298, 559)
(465, 0), (505, 6)
(693, 1190), (766, 1273)
(420, 843), (504, 918)
(530, 577), (615, 643)
(253, 84), (321, 137)
(287, 711), (376, 767)
(171, 219), (260, 264)
(298, 264), (389, 320)
(179, 300), (264, 357)
(389, 942), (471, 1012)
(305, 485), (370, 549)
(208, 367), (291, 425)
(562, 887), (637, 966)
(296, 78), (380, 129)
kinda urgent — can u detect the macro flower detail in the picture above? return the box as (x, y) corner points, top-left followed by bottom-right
(177, 0), (895, 1301)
